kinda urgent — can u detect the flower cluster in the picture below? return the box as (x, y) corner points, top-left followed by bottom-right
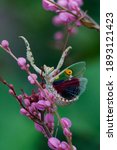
(42, 0), (83, 41)
(42, 0), (99, 44)
(0, 40), (76, 150)
(43, 0), (83, 26)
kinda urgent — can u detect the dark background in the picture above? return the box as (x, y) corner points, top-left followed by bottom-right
(0, 0), (100, 150)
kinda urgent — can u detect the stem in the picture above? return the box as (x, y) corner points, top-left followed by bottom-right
(43, 123), (52, 138)
(0, 77), (52, 138)
(62, 25), (70, 51)
(55, 109), (74, 150)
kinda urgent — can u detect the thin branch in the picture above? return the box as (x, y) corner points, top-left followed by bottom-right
(47, 0), (100, 31)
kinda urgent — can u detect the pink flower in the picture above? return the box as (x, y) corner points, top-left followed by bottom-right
(28, 73), (37, 84)
(57, 0), (68, 7)
(1, 40), (9, 50)
(45, 100), (51, 107)
(58, 12), (75, 24)
(20, 108), (28, 115)
(52, 16), (63, 26)
(45, 113), (54, 129)
(63, 128), (72, 138)
(61, 117), (72, 128)
(68, 27), (78, 35)
(9, 89), (14, 95)
(75, 20), (82, 27)
(74, 0), (83, 6)
(36, 100), (46, 111)
(68, 0), (79, 11)
(54, 31), (64, 40)
(28, 102), (36, 113)
(48, 137), (60, 150)
(45, 113), (54, 123)
(24, 98), (30, 107)
(58, 141), (70, 150)
(17, 57), (27, 70)
(42, 0), (58, 11)
(35, 123), (45, 133)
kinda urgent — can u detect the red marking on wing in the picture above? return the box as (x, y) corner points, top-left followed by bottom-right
(53, 78), (80, 93)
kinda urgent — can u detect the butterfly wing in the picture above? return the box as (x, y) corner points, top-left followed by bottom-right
(53, 78), (80, 100)
(52, 62), (87, 104)
(56, 61), (86, 81)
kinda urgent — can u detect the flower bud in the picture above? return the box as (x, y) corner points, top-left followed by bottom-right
(28, 73), (37, 85)
(57, 0), (67, 7)
(58, 12), (75, 24)
(35, 123), (45, 133)
(68, 1), (78, 10)
(63, 128), (72, 138)
(58, 141), (70, 150)
(24, 98), (30, 106)
(1, 40), (9, 50)
(20, 108), (28, 115)
(45, 101), (51, 107)
(17, 95), (23, 102)
(9, 89), (14, 95)
(54, 31), (64, 40)
(17, 57), (27, 70)
(48, 137), (60, 150)
(44, 113), (54, 129)
(42, 0), (58, 11)
(36, 100), (46, 111)
(61, 117), (72, 128)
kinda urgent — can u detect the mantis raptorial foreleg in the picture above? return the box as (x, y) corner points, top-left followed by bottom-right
(19, 36), (42, 75)
(49, 46), (72, 79)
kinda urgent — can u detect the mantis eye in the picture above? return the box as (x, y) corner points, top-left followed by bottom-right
(65, 69), (73, 76)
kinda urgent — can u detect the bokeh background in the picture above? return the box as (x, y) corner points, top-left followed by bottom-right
(0, 0), (100, 150)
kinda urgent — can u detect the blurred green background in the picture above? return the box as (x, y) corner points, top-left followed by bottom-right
(0, 0), (100, 150)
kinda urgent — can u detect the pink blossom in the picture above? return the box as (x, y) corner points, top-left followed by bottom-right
(45, 100), (51, 107)
(42, 0), (58, 11)
(20, 108), (28, 115)
(52, 16), (63, 26)
(17, 57), (27, 70)
(58, 12), (75, 24)
(35, 123), (45, 133)
(24, 98), (30, 107)
(54, 31), (64, 40)
(68, 27), (78, 35)
(63, 128), (72, 138)
(9, 89), (14, 95)
(45, 113), (54, 123)
(1, 40), (9, 50)
(61, 117), (72, 128)
(68, 0), (79, 11)
(36, 100), (46, 111)
(17, 95), (23, 102)
(76, 20), (82, 27)
(28, 73), (37, 85)
(57, 0), (68, 7)
(48, 137), (60, 150)
(74, 0), (83, 6)
(58, 141), (70, 150)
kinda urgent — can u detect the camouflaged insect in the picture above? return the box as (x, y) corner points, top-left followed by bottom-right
(20, 36), (88, 105)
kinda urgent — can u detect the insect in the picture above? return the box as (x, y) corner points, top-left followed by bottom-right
(20, 36), (87, 105)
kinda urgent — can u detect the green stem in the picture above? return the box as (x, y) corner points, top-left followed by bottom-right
(55, 109), (74, 150)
